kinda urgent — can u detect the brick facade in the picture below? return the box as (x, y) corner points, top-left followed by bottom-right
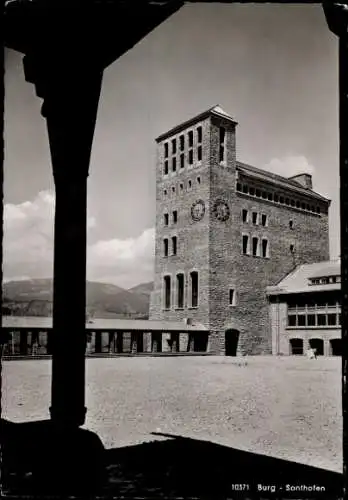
(149, 106), (330, 355)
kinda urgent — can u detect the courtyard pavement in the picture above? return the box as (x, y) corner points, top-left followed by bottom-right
(2, 355), (342, 475)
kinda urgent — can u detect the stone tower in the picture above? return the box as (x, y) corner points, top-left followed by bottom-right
(149, 105), (330, 355)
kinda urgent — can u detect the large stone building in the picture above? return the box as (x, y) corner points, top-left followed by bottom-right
(267, 260), (341, 356)
(149, 105), (331, 355)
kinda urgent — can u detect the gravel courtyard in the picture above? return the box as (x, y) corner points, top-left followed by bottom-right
(2, 356), (342, 474)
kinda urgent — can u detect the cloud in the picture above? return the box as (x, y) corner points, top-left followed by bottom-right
(3, 190), (154, 289)
(263, 155), (315, 178)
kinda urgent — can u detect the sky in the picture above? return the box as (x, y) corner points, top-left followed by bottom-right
(4, 3), (339, 289)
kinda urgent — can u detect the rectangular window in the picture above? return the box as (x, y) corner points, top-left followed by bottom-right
(180, 153), (185, 169)
(171, 138), (177, 155)
(179, 135), (185, 151)
(280, 196), (284, 204)
(187, 179), (192, 191)
(189, 150), (193, 165)
(256, 189), (261, 198)
(297, 315), (306, 327)
(242, 235), (249, 255)
(296, 200), (300, 208)
(163, 238), (169, 257)
(176, 274), (184, 309)
(197, 126), (202, 143)
(229, 289), (236, 306)
(172, 157), (176, 172)
(197, 145), (202, 161)
(262, 191), (267, 199)
(261, 214), (268, 227)
(164, 143), (169, 158)
(173, 210), (178, 224)
(190, 271), (198, 308)
(274, 194), (279, 203)
(328, 313), (337, 326)
(268, 193), (273, 201)
(164, 276), (171, 309)
(317, 314), (327, 326)
(164, 160), (169, 175)
(172, 236), (177, 255)
(236, 183), (242, 191)
(249, 187), (255, 196)
(164, 213), (169, 226)
(261, 239), (268, 258)
(188, 130), (193, 148)
(242, 209), (248, 223)
(252, 212), (258, 225)
(307, 314), (316, 326)
(243, 185), (248, 194)
(288, 315), (296, 327)
(252, 237), (259, 256)
(219, 127), (226, 163)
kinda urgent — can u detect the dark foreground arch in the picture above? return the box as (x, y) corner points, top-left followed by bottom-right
(225, 329), (240, 356)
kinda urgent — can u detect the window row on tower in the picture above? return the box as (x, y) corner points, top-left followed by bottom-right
(163, 236), (178, 257)
(163, 126), (203, 175)
(163, 210), (178, 226)
(163, 271), (199, 310)
(163, 176), (201, 198)
(242, 234), (269, 258)
(242, 209), (268, 227)
(236, 182), (324, 215)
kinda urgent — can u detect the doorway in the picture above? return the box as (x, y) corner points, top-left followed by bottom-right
(225, 329), (240, 356)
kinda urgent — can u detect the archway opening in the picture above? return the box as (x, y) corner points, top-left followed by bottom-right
(225, 329), (240, 356)
(309, 338), (324, 356)
(289, 338), (303, 355)
(194, 332), (208, 352)
(330, 338), (341, 356)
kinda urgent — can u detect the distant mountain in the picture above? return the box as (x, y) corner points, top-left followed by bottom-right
(128, 281), (153, 299)
(2, 278), (153, 318)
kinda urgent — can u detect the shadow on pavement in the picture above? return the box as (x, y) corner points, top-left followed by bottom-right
(1, 421), (343, 498)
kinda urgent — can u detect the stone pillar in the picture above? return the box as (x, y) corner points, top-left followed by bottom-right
(101, 332), (109, 353)
(179, 332), (189, 352)
(131, 332), (137, 354)
(37, 69), (104, 428)
(324, 339), (331, 357)
(143, 332), (151, 353)
(162, 332), (171, 352)
(108, 331), (115, 353)
(152, 332), (161, 353)
(123, 332), (132, 353)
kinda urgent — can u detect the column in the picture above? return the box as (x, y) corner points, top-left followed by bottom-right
(187, 333), (195, 352)
(143, 332), (151, 353)
(131, 332), (137, 354)
(179, 332), (189, 352)
(43, 69), (103, 428)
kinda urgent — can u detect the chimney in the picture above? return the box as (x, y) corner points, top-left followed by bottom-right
(289, 173), (313, 190)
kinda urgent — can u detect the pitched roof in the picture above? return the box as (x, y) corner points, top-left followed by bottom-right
(266, 260), (341, 296)
(2, 316), (208, 332)
(236, 161), (330, 203)
(156, 104), (237, 142)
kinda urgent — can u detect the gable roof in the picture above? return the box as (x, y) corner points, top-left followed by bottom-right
(236, 161), (330, 203)
(266, 260), (341, 296)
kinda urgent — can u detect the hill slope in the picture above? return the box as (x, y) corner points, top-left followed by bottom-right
(3, 279), (153, 318)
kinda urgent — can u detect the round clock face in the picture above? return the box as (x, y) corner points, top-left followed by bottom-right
(213, 199), (230, 221)
(191, 200), (205, 221)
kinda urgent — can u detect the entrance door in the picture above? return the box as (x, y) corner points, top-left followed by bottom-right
(225, 329), (239, 356)
(309, 338), (324, 356)
(330, 338), (341, 356)
(289, 338), (303, 355)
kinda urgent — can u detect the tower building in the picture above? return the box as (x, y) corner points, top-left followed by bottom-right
(149, 105), (330, 355)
